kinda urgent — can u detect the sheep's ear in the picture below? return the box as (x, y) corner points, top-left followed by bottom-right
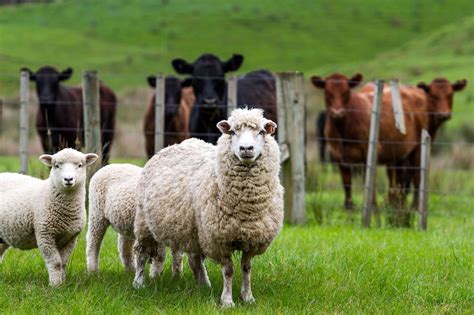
(85, 153), (99, 166)
(39, 154), (53, 166)
(217, 120), (231, 134)
(264, 120), (277, 135)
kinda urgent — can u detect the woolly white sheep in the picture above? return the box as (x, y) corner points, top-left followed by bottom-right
(0, 148), (98, 286)
(86, 163), (183, 277)
(134, 108), (284, 307)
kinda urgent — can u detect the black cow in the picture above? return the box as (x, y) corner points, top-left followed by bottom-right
(171, 53), (277, 144)
(22, 66), (117, 165)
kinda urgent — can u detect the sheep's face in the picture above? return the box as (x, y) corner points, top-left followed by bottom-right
(217, 118), (277, 165)
(39, 149), (98, 191)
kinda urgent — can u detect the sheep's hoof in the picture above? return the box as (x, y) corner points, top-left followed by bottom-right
(133, 279), (146, 289)
(240, 293), (255, 304)
(220, 299), (235, 308)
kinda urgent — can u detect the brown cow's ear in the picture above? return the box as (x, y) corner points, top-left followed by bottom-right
(59, 68), (73, 81)
(181, 77), (193, 88)
(147, 76), (156, 87)
(417, 82), (430, 93)
(453, 79), (467, 92)
(223, 54), (244, 73)
(264, 120), (277, 135)
(217, 120), (232, 134)
(172, 58), (194, 74)
(21, 67), (36, 81)
(311, 76), (325, 89)
(349, 73), (363, 88)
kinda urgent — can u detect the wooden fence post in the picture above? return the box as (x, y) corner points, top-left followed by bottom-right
(276, 72), (306, 225)
(362, 79), (384, 228)
(82, 70), (102, 181)
(154, 74), (165, 154)
(390, 79), (406, 135)
(227, 76), (238, 117)
(19, 70), (30, 175)
(418, 129), (431, 230)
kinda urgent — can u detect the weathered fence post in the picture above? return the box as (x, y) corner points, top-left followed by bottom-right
(82, 71), (102, 181)
(362, 79), (384, 228)
(418, 129), (431, 230)
(275, 72), (306, 225)
(390, 79), (406, 135)
(19, 70), (30, 175)
(154, 74), (165, 154)
(227, 76), (238, 117)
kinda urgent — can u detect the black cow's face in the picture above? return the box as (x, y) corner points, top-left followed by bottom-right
(171, 54), (243, 107)
(22, 66), (73, 106)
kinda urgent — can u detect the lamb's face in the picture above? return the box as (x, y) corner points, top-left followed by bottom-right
(39, 148), (98, 191)
(217, 117), (277, 165)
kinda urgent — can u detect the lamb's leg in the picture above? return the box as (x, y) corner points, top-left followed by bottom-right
(171, 248), (183, 276)
(0, 244), (10, 262)
(220, 256), (235, 307)
(189, 253), (211, 288)
(133, 240), (148, 289)
(59, 237), (78, 279)
(118, 234), (135, 271)
(240, 251), (255, 303)
(37, 237), (65, 286)
(149, 243), (166, 279)
(86, 215), (109, 272)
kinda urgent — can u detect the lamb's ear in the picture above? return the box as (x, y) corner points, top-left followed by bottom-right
(85, 153), (99, 166)
(172, 58), (194, 74)
(264, 120), (277, 135)
(311, 76), (325, 89)
(217, 120), (232, 134)
(39, 154), (53, 166)
(453, 79), (467, 92)
(417, 82), (430, 93)
(59, 67), (73, 81)
(147, 75), (156, 87)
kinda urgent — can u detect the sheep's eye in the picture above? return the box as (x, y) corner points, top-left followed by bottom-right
(54, 164), (60, 169)
(259, 130), (266, 136)
(78, 163), (83, 168)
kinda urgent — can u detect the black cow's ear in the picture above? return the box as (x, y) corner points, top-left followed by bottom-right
(453, 79), (467, 92)
(349, 73), (363, 88)
(181, 77), (193, 88)
(417, 82), (430, 93)
(172, 58), (193, 74)
(21, 67), (35, 81)
(311, 76), (325, 89)
(59, 68), (73, 81)
(147, 75), (156, 87)
(223, 54), (244, 73)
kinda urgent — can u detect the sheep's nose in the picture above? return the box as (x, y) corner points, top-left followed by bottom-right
(239, 145), (254, 152)
(64, 177), (74, 184)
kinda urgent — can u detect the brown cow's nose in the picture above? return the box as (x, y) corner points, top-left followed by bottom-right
(330, 108), (344, 118)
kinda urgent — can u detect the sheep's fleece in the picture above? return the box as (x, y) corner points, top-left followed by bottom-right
(0, 148), (97, 286)
(136, 108), (284, 306)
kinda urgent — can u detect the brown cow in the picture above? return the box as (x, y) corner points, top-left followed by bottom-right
(22, 66), (117, 165)
(311, 73), (428, 211)
(143, 76), (195, 159)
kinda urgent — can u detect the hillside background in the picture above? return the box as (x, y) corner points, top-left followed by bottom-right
(0, 0), (473, 163)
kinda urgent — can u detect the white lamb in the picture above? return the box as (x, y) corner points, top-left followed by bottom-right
(134, 108), (284, 307)
(0, 148), (98, 286)
(86, 163), (183, 276)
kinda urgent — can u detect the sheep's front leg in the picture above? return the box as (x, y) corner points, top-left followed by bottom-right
(0, 244), (10, 262)
(240, 251), (255, 303)
(118, 235), (135, 271)
(59, 236), (78, 279)
(132, 240), (148, 289)
(37, 237), (65, 286)
(189, 253), (211, 288)
(220, 256), (235, 307)
(171, 248), (183, 276)
(149, 243), (166, 279)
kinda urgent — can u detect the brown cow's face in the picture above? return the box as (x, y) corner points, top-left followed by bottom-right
(21, 66), (73, 106)
(417, 78), (467, 125)
(311, 73), (363, 119)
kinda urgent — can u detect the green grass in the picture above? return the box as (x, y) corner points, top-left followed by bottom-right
(0, 158), (472, 313)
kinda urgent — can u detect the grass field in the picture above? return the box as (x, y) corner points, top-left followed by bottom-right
(0, 157), (472, 313)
